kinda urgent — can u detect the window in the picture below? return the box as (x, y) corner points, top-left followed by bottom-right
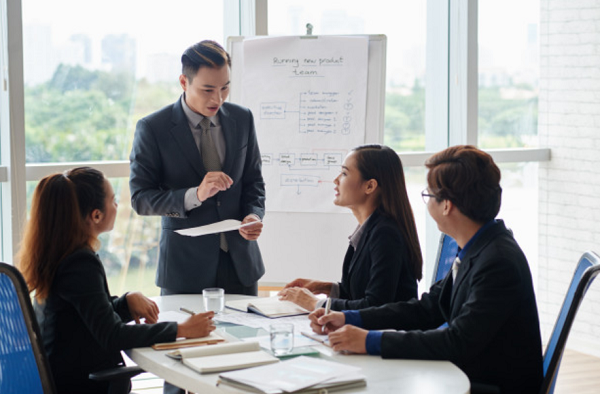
(478, 0), (539, 148)
(22, 0), (224, 162)
(22, 0), (226, 295)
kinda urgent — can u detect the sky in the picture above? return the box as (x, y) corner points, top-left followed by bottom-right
(21, 0), (539, 84)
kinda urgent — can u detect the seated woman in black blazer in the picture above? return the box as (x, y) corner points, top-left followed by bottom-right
(279, 144), (422, 311)
(18, 167), (215, 394)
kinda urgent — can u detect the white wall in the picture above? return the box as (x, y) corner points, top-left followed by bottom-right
(539, 0), (600, 356)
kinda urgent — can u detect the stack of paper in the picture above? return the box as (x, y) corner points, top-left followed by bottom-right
(166, 341), (278, 374)
(217, 356), (366, 393)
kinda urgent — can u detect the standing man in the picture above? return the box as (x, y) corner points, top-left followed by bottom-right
(310, 145), (543, 393)
(130, 40), (265, 297)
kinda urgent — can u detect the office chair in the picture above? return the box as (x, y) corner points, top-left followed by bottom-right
(539, 251), (600, 394)
(0, 262), (55, 393)
(0, 262), (143, 394)
(429, 234), (458, 331)
(431, 233), (459, 286)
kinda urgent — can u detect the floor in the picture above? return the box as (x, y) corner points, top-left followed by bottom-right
(129, 348), (600, 393)
(553, 349), (600, 394)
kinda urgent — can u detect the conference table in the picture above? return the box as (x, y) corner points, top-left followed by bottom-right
(126, 294), (471, 394)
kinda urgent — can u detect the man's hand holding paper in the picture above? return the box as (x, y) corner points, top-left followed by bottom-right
(239, 214), (263, 240)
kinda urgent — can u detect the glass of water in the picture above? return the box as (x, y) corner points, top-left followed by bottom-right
(270, 323), (294, 356)
(202, 287), (225, 314)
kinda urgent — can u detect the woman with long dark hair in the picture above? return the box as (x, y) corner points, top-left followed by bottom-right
(18, 167), (215, 393)
(279, 145), (422, 311)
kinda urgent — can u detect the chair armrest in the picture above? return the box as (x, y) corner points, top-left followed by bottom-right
(89, 365), (144, 381)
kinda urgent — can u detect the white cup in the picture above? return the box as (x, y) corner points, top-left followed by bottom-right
(202, 287), (225, 314)
(270, 322), (294, 356)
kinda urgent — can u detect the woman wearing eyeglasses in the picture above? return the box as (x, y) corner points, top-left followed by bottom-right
(279, 144), (422, 311)
(18, 167), (215, 394)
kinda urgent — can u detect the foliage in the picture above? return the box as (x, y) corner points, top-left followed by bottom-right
(383, 84), (538, 151)
(24, 64), (179, 163)
(384, 83), (425, 151)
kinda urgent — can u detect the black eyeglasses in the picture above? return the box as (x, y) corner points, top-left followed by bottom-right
(421, 189), (436, 204)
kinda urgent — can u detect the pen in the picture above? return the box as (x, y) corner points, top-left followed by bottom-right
(180, 307), (195, 316)
(322, 297), (331, 333)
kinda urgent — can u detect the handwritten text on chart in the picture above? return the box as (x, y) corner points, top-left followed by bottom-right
(281, 174), (320, 187)
(299, 91), (350, 134)
(272, 56), (344, 77)
(260, 153), (343, 167)
(259, 91), (353, 136)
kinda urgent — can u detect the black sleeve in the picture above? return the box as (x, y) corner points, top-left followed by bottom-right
(55, 251), (178, 352)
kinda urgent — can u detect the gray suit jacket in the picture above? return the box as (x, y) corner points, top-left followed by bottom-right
(129, 97), (265, 292)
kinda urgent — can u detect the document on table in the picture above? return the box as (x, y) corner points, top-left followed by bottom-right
(175, 219), (258, 237)
(218, 356), (365, 393)
(157, 310), (189, 324)
(245, 333), (322, 350)
(214, 311), (312, 333)
(170, 341), (278, 374)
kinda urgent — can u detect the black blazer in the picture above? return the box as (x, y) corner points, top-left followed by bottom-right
(359, 220), (543, 393)
(129, 98), (266, 292)
(35, 249), (177, 394)
(331, 210), (418, 311)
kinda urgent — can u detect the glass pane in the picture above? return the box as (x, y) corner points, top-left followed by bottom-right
(26, 177), (161, 297)
(478, 0), (539, 148)
(498, 162), (539, 288)
(22, 0), (224, 163)
(268, 1), (427, 151)
(404, 166), (429, 294)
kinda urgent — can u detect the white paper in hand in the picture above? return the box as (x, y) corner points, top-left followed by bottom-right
(175, 219), (258, 237)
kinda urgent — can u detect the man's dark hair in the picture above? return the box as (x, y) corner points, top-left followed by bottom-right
(426, 145), (502, 223)
(181, 40), (231, 82)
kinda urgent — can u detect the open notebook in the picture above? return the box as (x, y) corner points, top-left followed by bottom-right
(226, 296), (309, 318)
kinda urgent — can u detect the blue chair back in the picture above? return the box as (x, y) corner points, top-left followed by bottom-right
(0, 263), (55, 393)
(432, 233), (459, 286)
(540, 251), (600, 394)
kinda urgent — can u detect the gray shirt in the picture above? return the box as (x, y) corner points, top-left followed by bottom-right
(181, 94), (227, 211)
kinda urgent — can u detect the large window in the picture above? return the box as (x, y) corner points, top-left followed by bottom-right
(478, 0), (539, 148)
(21, 0), (226, 295)
(22, 0), (224, 162)
(6, 1), (547, 293)
(268, 0), (427, 152)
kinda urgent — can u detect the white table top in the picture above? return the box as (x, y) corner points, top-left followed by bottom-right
(126, 294), (470, 394)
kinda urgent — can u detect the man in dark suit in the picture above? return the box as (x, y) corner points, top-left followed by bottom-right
(310, 145), (543, 393)
(129, 40), (265, 297)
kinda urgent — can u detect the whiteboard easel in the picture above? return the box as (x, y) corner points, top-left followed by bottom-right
(227, 35), (387, 285)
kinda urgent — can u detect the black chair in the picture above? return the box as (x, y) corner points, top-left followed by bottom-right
(0, 262), (143, 394)
(540, 251), (600, 394)
(431, 233), (459, 286)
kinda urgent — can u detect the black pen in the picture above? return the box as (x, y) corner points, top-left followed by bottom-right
(180, 307), (195, 316)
